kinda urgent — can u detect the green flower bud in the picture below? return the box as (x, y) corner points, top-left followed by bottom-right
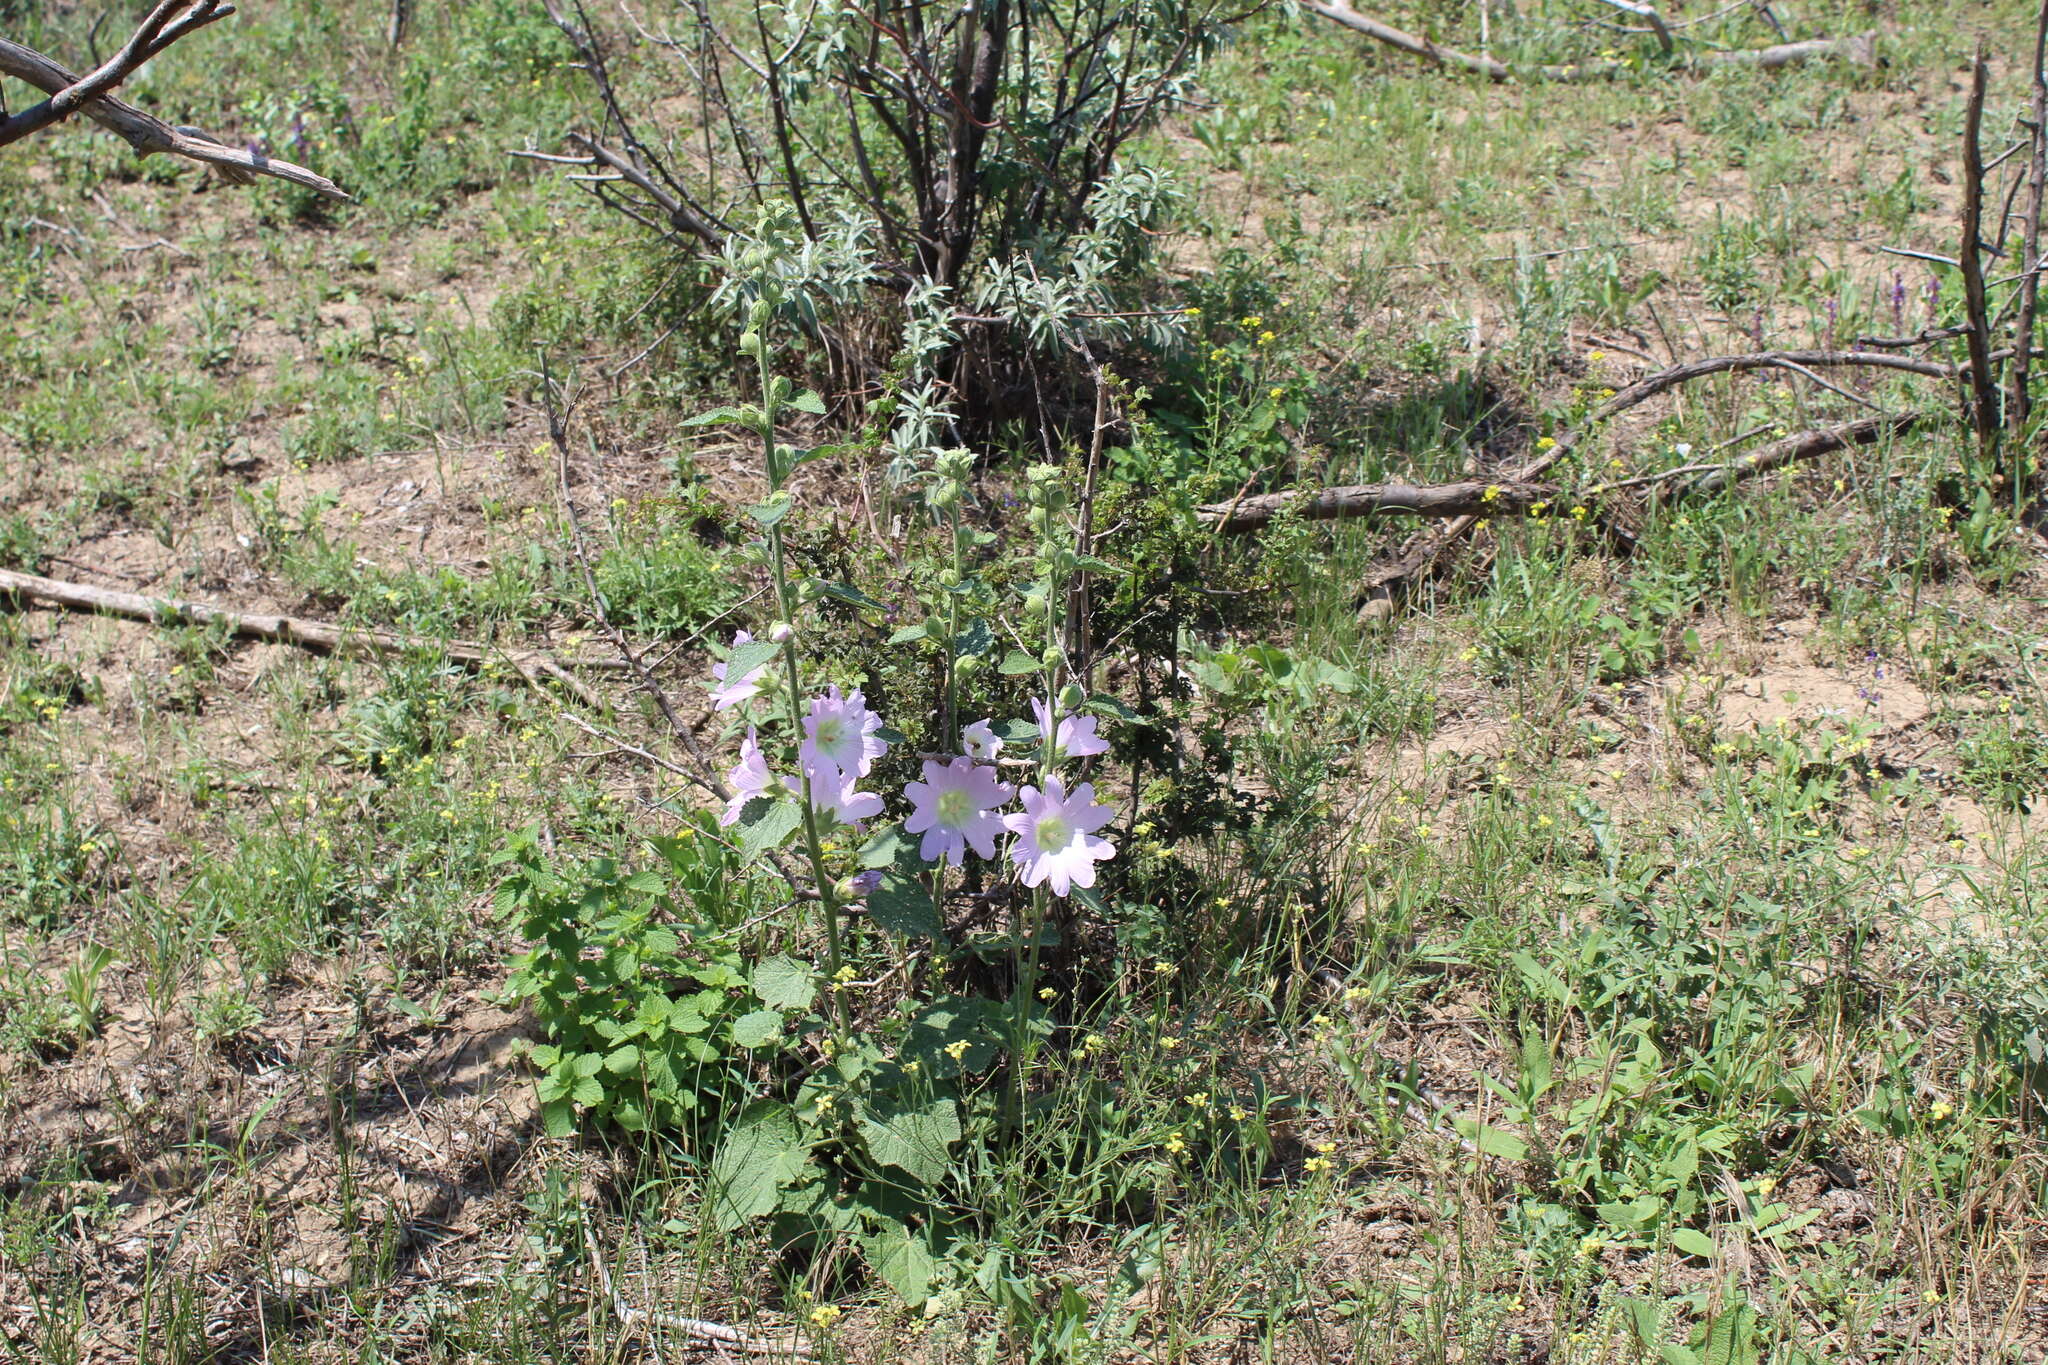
(748, 298), (773, 326)
(954, 654), (985, 680)
(939, 569), (961, 588)
(1040, 645), (1063, 669)
(1026, 508), (1048, 532)
(1022, 592), (1048, 618)
(1059, 683), (1086, 712)
(739, 331), (763, 358)
(768, 621), (795, 643)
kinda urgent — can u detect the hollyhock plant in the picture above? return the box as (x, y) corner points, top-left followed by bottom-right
(801, 685), (889, 781)
(808, 766), (883, 829)
(718, 727), (788, 827)
(1030, 696), (1109, 760)
(903, 757), (1015, 867)
(962, 719), (1003, 762)
(1004, 776), (1117, 897)
(710, 630), (768, 710)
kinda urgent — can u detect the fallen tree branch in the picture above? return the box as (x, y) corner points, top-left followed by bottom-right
(0, 34), (347, 199)
(1301, 1), (1875, 81)
(583, 1222), (814, 1358)
(1198, 479), (1556, 532)
(0, 567), (614, 705)
(1199, 414), (1926, 533)
(1328, 348), (1956, 590)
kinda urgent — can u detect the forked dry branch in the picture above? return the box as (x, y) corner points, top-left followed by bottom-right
(0, 567), (615, 705)
(0, 3), (347, 199)
(1303, 0), (1876, 81)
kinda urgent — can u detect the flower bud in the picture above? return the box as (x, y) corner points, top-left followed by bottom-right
(955, 654), (984, 680)
(832, 877), (863, 901)
(1022, 592), (1048, 618)
(749, 298), (773, 326)
(1040, 645), (1063, 669)
(739, 330), (764, 359)
(939, 569), (961, 588)
(1059, 683), (1086, 712)
(1026, 508), (1048, 532)
(768, 621), (795, 644)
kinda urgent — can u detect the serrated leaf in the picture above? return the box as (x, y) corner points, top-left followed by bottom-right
(855, 1098), (960, 1186)
(543, 1098), (576, 1138)
(751, 956), (816, 1013)
(736, 798), (801, 861)
(790, 389), (829, 415)
(867, 868), (944, 941)
(814, 580), (885, 611)
(723, 639), (782, 680)
(683, 404), (756, 428)
(991, 717), (1039, 743)
(708, 1102), (813, 1232)
(998, 650), (1039, 676)
(604, 1044), (642, 1075)
(729, 1008), (785, 1047)
(861, 1224), (938, 1306)
(858, 822), (914, 870)
(955, 617), (994, 657)
(572, 1051), (604, 1077)
(1085, 693), (1138, 720)
(571, 1074), (604, 1107)
(888, 621), (932, 645)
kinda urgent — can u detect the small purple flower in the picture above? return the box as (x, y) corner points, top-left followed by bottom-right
(962, 719), (1004, 761)
(801, 685), (888, 781)
(1030, 697), (1109, 760)
(1890, 272), (1906, 328)
(1004, 776), (1116, 897)
(904, 757), (1014, 867)
(847, 869), (884, 899)
(710, 630), (768, 711)
(719, 728), (789, 826)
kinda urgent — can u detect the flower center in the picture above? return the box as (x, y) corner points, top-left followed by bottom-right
(815, 717), (844, 750)
(1034, 814), (1072, 850)
(936, 787), (974, 827)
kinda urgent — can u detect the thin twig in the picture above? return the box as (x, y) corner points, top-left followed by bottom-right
(583, 1222), (815, 1358)
(1959, 43), (2004, 459)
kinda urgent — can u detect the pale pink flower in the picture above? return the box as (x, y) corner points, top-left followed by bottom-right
(710, 630), (769, 710)
(808, 766), (883, 829)
(1004, 776), (1116, 897)
(719, 727), (790, 826)
(962, 719), (1003, 761)
(1030, 697), (1109, 760)
(903, 757), (1014, 867)
(801, 685), (888, 782)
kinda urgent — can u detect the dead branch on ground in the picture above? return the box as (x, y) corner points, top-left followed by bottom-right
(1302, 0), (1876, 81)
(0, 11), (347, 198)
(0, 567), (617, 705)
(1197, 414), (1924, 533)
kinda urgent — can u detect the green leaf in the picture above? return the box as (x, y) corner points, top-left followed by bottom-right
(1671, 1227), (1717, 1259)
(604, 1044), (642, 1075)
(855, 1098), (960, 1186)
(858, 822), (914, 870)
(1450, 1117), (1528, 1160)
(998, 650), (1040, 676)
(888, 621), (932, 645)
(724, 639), (782, 681)
(709, 1103), (813, 1232)
(683, 404), (758, 429)
(903, 996), (998, 1078)
(1697, 1302), (1757, 1365)
(729, 1008), (785, 1048)
(571, 1074), (604, 1107)
(736, 798), (802, 861)
(749, 498), (792, 527)
(751, 956), (817, 1013)
(861, 1224), (938, 1306)
(814, 580), (886, 611)
(1508, 951), (1572, 1006)
(542, 1098), (576, 1138)
(1085, 693), (1138, 720)
(790, 389), (829, 416)
(868, 868), (944, 941)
